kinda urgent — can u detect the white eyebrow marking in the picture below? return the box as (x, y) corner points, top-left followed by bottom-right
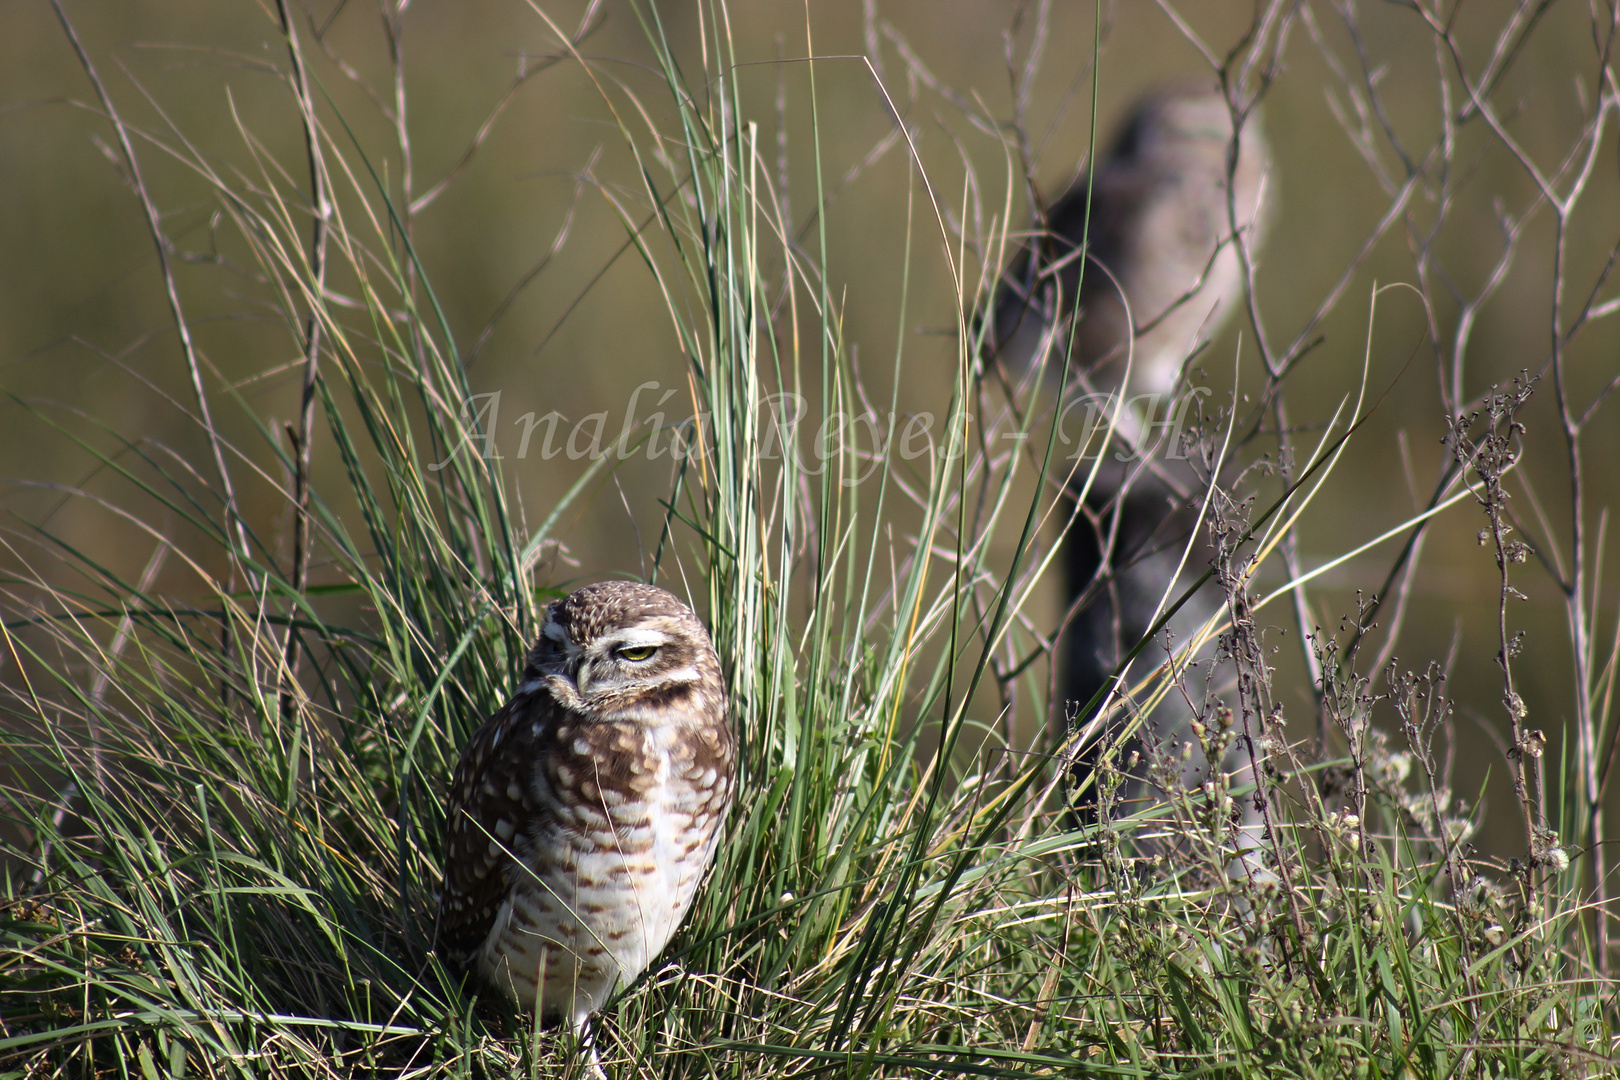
(598, 628), (673, 651)
(541, 618), (569, 644)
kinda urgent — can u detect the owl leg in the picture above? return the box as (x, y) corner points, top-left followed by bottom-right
(1059, 465), (1267, 870)
(1058, 469), (1222, 815)
(576, 1013), (608, 1080)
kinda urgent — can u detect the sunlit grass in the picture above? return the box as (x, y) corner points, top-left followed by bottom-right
(2, 2), (1615, 1078)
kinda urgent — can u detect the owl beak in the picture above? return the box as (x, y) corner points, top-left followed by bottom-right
(544, 672), (586, 711)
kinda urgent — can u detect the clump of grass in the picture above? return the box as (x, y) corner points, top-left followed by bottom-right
(2, 2), (1616, 1078)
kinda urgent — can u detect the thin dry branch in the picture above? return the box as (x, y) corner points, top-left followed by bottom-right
(274, 0), (330, 725)
(48, 1), (250, 567)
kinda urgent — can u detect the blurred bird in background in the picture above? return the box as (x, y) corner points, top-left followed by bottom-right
(984, 80), (1272, 821)
(992, 80), (1270, 405)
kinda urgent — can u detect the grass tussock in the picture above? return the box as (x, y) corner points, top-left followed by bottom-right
(3, 1), (1618, 1077)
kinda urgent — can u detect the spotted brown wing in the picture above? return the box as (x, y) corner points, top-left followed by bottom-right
(434, 691), (555, 970)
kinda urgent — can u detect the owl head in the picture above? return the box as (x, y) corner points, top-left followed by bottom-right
(523, 581), (724, 722)
(1106, 81), (1263, 170)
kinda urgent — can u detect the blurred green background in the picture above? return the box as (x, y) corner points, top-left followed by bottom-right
(3, 0), (1618, 852)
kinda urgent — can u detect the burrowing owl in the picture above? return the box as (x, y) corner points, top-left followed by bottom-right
(986, 82), (1272, 818)
(435, 581), (733, 1035)
(992, 81), (1270, 405)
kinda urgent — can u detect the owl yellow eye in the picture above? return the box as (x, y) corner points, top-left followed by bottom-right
(617, 645), (658, 662)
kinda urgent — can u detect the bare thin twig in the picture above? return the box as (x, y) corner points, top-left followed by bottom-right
(48, 0), (249, 567)
(275, 0), (330, 725)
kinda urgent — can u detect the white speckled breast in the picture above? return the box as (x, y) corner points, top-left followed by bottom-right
(476, 719), (730, 1024)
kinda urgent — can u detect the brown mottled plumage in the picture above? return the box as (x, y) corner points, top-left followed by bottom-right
(436, 581), (733, 1034)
